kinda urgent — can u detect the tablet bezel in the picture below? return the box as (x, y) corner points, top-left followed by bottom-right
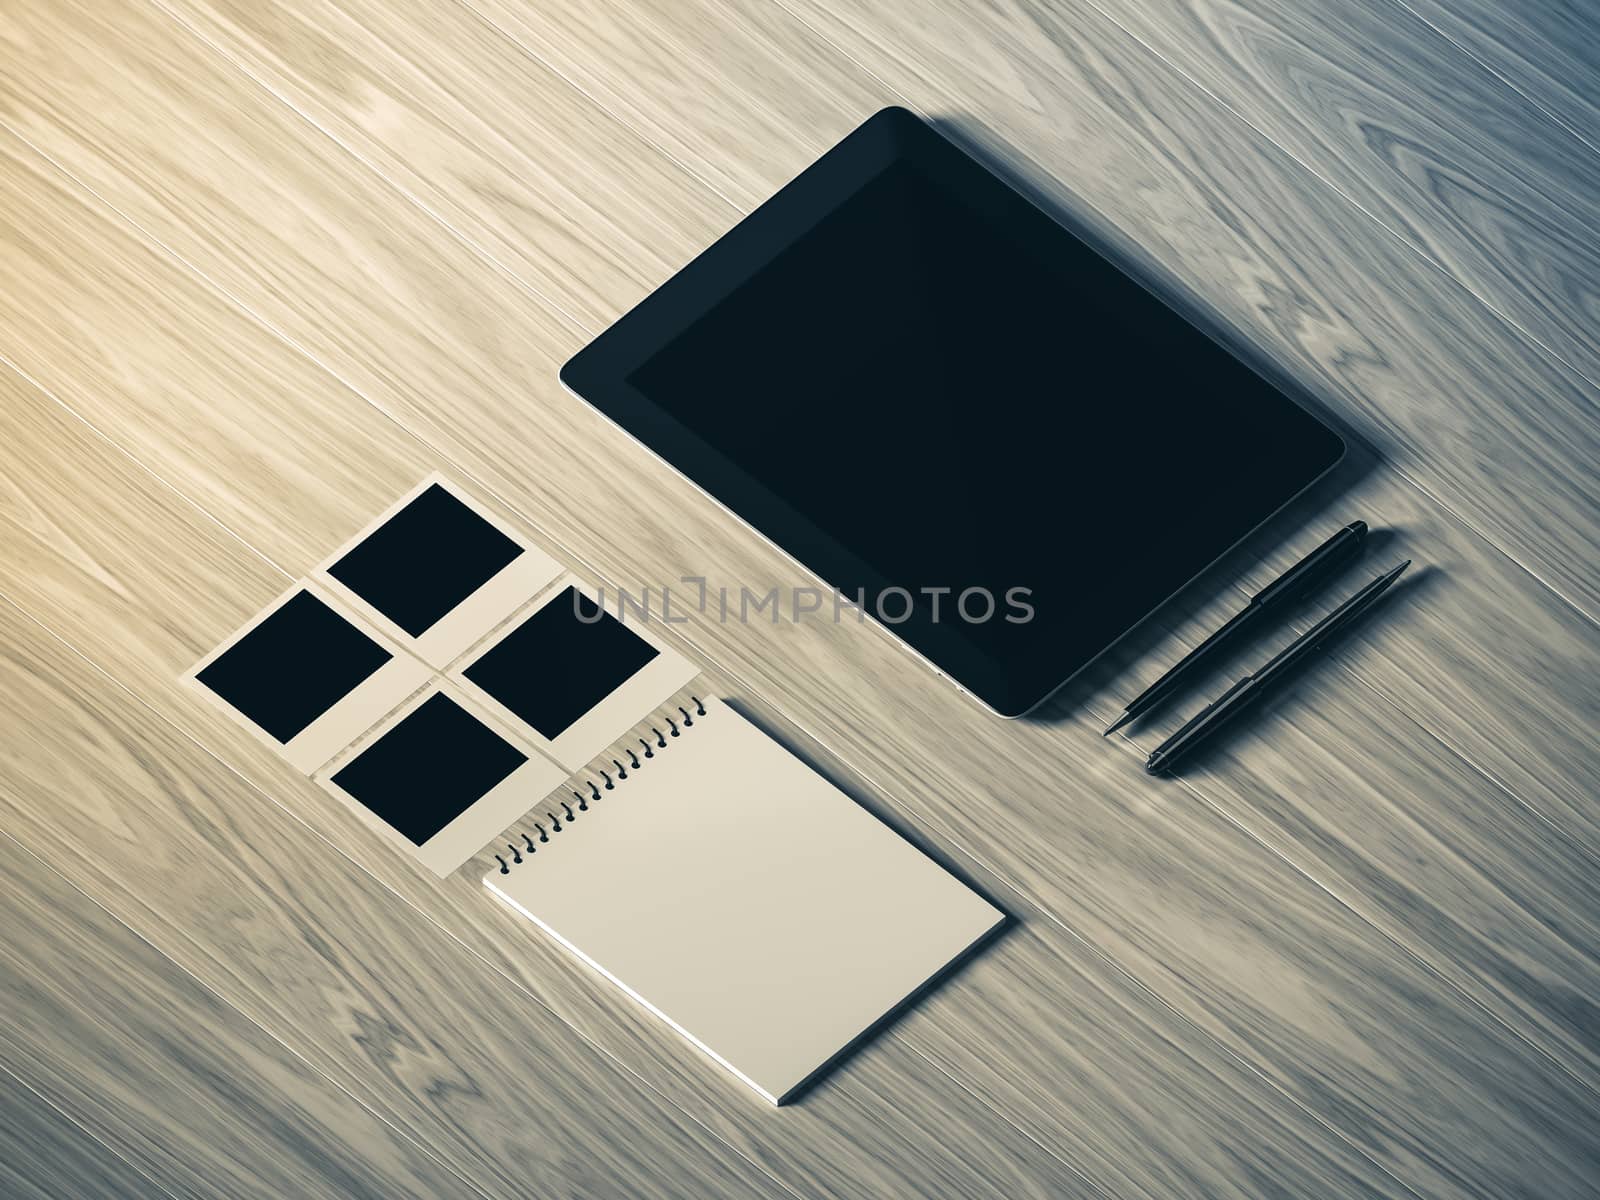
(561, 107), (1343, 716)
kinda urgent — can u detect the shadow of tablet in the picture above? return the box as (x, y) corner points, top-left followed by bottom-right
(922, 115), (1386, 726)
(724, 698), (1016, 1104)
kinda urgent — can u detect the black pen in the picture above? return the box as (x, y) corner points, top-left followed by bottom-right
(1104, 521), (1369, 736)
(1144, 559), (1411, 775)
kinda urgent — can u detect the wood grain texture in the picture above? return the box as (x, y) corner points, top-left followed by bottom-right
(1397, 0), (1600, 161)
(2, 0), (1599, 1196)
(149, 0), (728, 333)
(0, 1063), (171, 1200)
(1020, 0), (1600, 387)
(527, 0), (1600, 1126)
(1123, 619), (1600, 1079)
(0, 834), (475, 1200)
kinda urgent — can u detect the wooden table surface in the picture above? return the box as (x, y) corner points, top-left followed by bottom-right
(2, 1), (1597, 1196)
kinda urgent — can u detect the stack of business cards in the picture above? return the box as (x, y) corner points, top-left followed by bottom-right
(186, 475), (699, 874)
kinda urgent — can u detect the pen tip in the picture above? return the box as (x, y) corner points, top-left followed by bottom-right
(1373, 559), (1412, 588)
(1102, 712), (1133, 737)
(1349, 520), (1368, 536)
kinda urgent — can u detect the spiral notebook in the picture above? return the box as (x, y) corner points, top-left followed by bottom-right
(485, 696), (1003, 1104)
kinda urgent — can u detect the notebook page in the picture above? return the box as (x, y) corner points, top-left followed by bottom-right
(486, 697), (1002, 1103)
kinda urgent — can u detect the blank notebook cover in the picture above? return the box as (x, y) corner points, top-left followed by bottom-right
(485, 697), (1002, 1103)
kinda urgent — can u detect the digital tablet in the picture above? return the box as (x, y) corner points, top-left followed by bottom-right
(562, 108), (1344, 716)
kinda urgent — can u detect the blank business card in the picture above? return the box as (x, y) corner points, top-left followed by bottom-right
(197, 590), (392, 743)
(329, 482), (522, 636)
(463, 588), (658, 739)
(331, 692), (527, 844)
(318, 476), (564, 669)
(187, 584), (432, 774)
(452, 576), (701, 770)
(318, 684), (568, 876)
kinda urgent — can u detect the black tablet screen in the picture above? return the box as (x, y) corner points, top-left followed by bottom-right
(566, 110), (1343, 713)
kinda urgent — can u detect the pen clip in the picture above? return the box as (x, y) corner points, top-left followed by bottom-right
(1253, 568), (1326, 607)
(1200, 676), (1252, 716)
(1253, 526), (1364, 606)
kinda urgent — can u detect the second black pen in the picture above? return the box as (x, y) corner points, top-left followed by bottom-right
(1144, 559), (1412, 774)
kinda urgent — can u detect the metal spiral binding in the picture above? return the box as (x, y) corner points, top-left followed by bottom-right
(496, 696), (706, 874)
